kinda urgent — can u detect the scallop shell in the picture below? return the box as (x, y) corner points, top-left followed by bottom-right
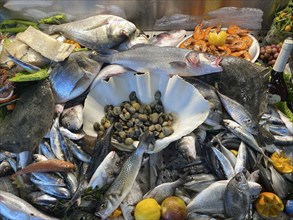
(83, 72), (209, 153)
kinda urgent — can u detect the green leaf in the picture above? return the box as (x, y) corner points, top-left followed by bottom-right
(38, 14), (67, 24)
(9, 69), (49, 82)
(275, 101), (293, 122)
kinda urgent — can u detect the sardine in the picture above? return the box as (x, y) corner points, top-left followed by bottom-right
(27, 191), (58, 208)
(6, 50), (41, 73)
(273, 135), (293, 146)
(224, 172), (250, 219)
(33, 154), (48, 162)
(36, 184), (71, 199)
(87, 151), (121, 190)
(176, 133), (197, 162)
(143, 176), (186, 203)
(44, 14), (137, 50)
(86, 124), (114, 181)
(211, 147), (235, 179)
(60, 104), (83, 131)
(95, 45), (223, 76)
(217, 90), (259, 135)
(0, 190), (59, 219)
(39, 141), (56, 160)
(234, 141), (247, 174)
(95, 132), (155, 219)
(13, 159), (75, 176)
(63, 172), (78, 194)
(265, 124), (292, 136)
(31, 172), (66, 187)
(50, 51), (103, 103)
(117, 28), (149, 51)
(149, 30), (187, 47)
(50, 117), (65, 160)
(59, 127), (85, 140)
(223, 119), (267, 157)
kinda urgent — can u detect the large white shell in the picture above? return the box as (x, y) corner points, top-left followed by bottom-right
(83, 72), (209, 153)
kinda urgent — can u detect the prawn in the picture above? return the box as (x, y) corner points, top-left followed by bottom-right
(227, 25), (249, 36)
(241, 35), (253, 47)
(229, 39), (248, 51)
(193, 40), (208, 52)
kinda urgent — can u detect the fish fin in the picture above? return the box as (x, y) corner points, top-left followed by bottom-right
(169, 61), (187, 69)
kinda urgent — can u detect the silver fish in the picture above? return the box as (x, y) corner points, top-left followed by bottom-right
(143, 176), (185, 203)
(223, 119), (267, 157)
(33, 154), (48, 162)
(117, 28), (149, 51)
(95, 132), (154, 219)
(186, 78), (223, 126)
(186, 179), (261, 216)
(36, 184), (71, 199)
(39, 141), (56, 160)
(211, 147), (235, 180)
(59, 127), (85, 140)
(87, 151), (121, 190)
(215, 136), (237, 168)
(277, 109), (293, 135)
(50, 51), (103, 103)
(224, 172), (250, 220)
(234, 141), (247, 174)
(120, 180), (143, 220)
(50, 117), (64, 160)
(0, 190), (59, 220)
(0, 160), (13, 177)
(63, 135), (91, 163)
(265, 123), (292, 136)
(269, 165), (291, 199)
(273, 135), (293, 146)
(30, 173), (66, 187)
(45, 14), (137, 50)
(96, 45), (223, 76)
(31, 172), (66, 187)
(60, 104), (83, 131)
(149, 29), (187, 47)
(6, 50), (41, 73)
(27, 191), (57, 208)
(217, 90), (259, 135)
(176, 133), (197, 162)
(184, 173), (218, 192)
(63, 172), (78, 195)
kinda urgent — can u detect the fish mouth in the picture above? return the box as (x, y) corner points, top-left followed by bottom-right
(213, 56), (222, 67)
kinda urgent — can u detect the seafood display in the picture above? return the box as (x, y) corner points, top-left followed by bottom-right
(0, 12), (292, 220)
(179, 24), (259, 62)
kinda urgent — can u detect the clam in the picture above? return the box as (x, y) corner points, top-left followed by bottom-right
(83, 72), (210, 153)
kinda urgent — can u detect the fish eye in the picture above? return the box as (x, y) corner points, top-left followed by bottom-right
(235, 175), (242, 182)
(100, 203), (106, 209)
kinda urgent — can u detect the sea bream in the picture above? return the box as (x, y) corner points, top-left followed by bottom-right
(42, 14), (137, 50)
(95, 45), (223, 76)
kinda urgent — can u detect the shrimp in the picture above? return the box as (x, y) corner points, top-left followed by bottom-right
(229, 39), (248, 51)
(241, 35), (253, 47)
(193, 23), (213, 41)
(193, 40), (208, 52)
(217, 45), (231, 55)
(227, 25), (249, 36)
(179, 37), (195, 49)
(231, 51), (251, 61)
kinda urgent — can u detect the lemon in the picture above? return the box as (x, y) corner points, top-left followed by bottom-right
(134, 198), (161, 220)
(208, 30), (227, 46)
(255, 192), (284, 218)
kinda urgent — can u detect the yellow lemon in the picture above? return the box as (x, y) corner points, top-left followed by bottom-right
(255, 192), (284, 218)
(208, 30), (227, 46)
(134, 198), (161, 220)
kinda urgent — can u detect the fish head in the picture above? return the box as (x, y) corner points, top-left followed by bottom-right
(185, 51), (223, 74)
(60, 161), (75, 171)
(95, 194), (118, 219)
(107, 17), (136, 40)
(107, 151), (122, 174)
(233, 172), (249, 191)
(243, 118), (258, 135)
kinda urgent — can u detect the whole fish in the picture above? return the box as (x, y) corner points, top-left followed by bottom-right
(59, 127), (85, 140)
(6, 50), (41, 73)
(50, 51), (103, 103)
(149, 30), (187, 47)
(30, 173), (66, 187)
(86, 124), (114, 181)
(211, 147), (235, 179)
(224, 172), (250, 220)
(217, 90), (259, 135)
(95, 132), (155, 219)
(50, 117), (64, 160)
(117, 28), (149, 51)
(43, 14), (137, 50)
(87, 151), (122, 189)
(143, 176), (186, 203)
(36, 184), (71, 199)
(0, 190), (59, 220)
(95, 45), (223, 76)
(12, 159), (75, 176)
(120, 180), (143, 220)
(185, 78), (223, 126)
(31, 172), (66, 187)
(223, 119), (268, 157)
(176, 133), (197, 162)
(186, 179), (261, 216)
(234, 141), (247, 174)
(60, 104), (84, 131)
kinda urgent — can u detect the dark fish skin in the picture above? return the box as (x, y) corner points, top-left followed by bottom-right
(224, 172), (250, 219)
(86, 124), (114, 181)
(196, 56), (270, 120)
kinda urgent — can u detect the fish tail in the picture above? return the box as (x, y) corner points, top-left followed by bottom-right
(138, 131), (156, 153)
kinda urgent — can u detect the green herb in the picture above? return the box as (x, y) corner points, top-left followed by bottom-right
(0, 19), (38, 33)
(275, 101), (293, 122)
(9, 69), (49, 82)
(38, 14), (67, 24)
